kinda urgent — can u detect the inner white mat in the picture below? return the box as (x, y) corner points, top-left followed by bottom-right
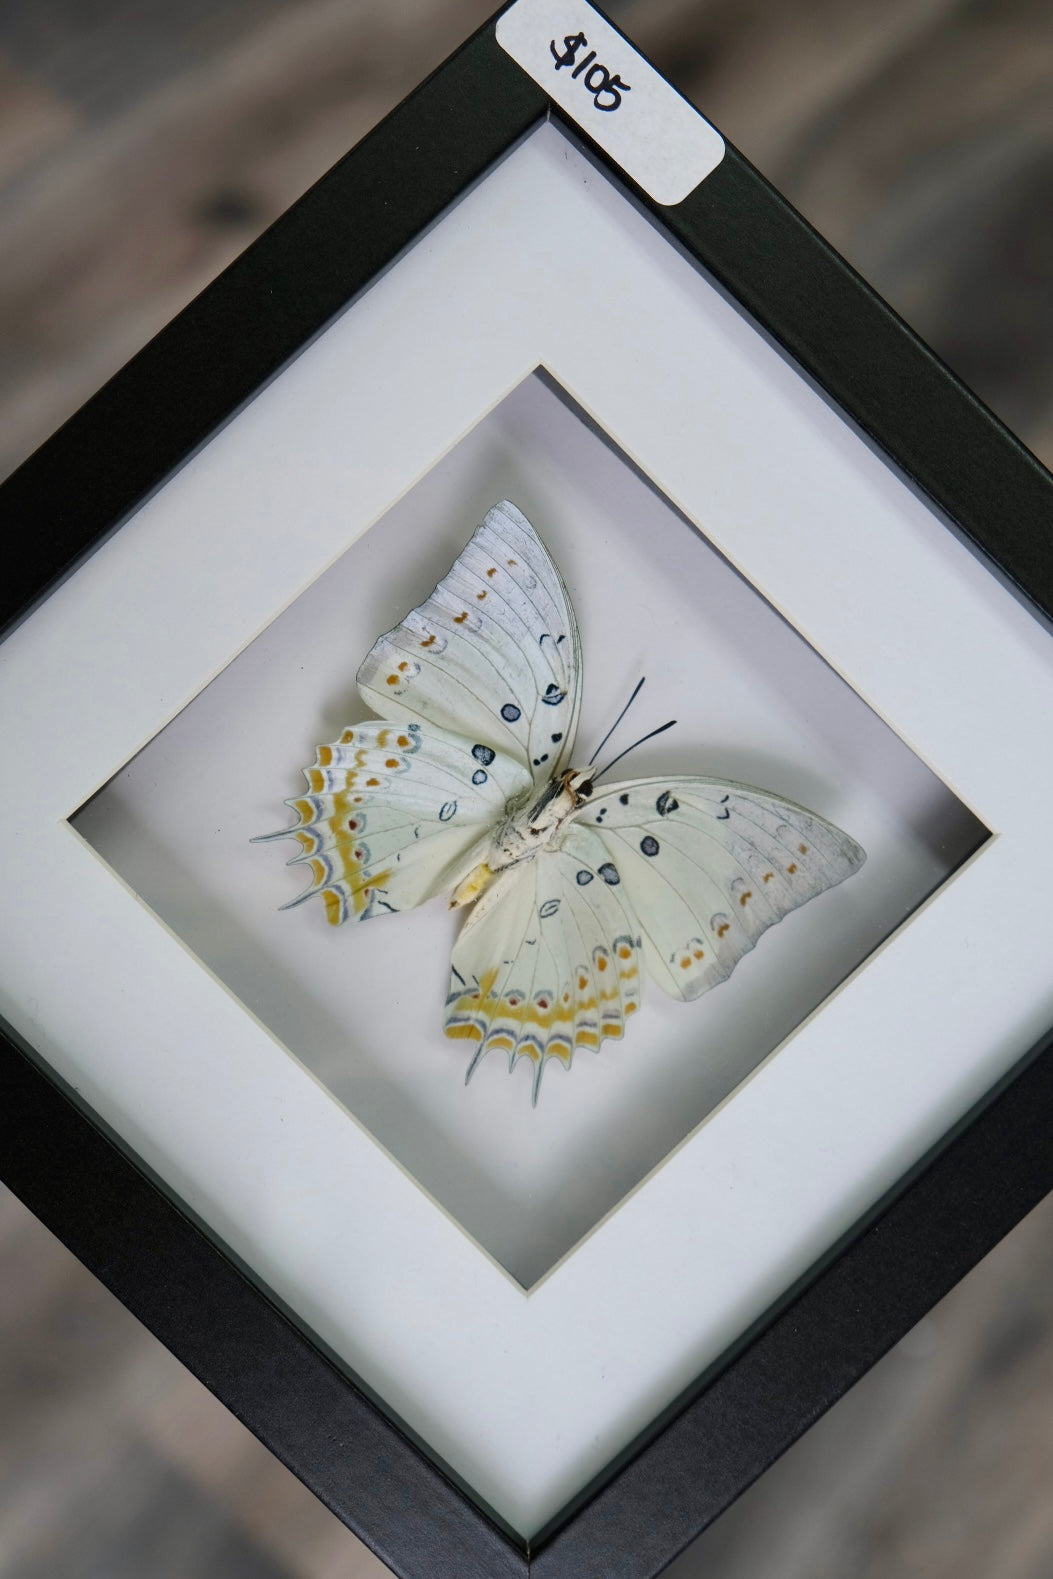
(73, 371), (985, 1289)
(3, 123), (1052, 1539)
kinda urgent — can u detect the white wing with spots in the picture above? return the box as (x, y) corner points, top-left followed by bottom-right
(444, 826), (643, 1104)
(357, 501), (582, 785)
(572, 777), (865, 1001)
(255, 719), (532, 924)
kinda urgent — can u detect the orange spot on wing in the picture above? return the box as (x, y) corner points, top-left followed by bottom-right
(763, 872), (773, 882)
(421, 634), (436, 647)
(739, 890), (753, 906)
(799, 843), (808, 854)
(385, 675), (399, 685)
(597, 957), (608, 971)
(317, 746), (332, 767)
(322, 890), (343, 925)
(617, 945), (631, 959)
(476, 590), (487, 600)
(487, 566), (497, 577)
(454, 612), (469, 623)
(507, 559), (517, 567)
(384, 758), (399, 769)
(787, 863), (797, 875)
(717, 923), (730, 937)
(578, 975), (588, 990)
(680, 957), (691, 969)
(366, 777), (380, 786)
(693, 948), (704, 959)
(340, 729), (355, 743)
(397, 735), (409, 747)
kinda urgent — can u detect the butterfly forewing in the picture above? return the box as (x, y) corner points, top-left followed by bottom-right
(445, 828), (642, 1102)
(257, 719), (531, 923)
(574, 777), (865, 1001)
(357, 501), (582, 783)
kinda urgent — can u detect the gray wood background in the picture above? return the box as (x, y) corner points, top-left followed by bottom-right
(1, 2), (1051, 1575)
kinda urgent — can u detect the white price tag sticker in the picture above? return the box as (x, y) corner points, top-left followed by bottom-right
(496, 0), (725, 205)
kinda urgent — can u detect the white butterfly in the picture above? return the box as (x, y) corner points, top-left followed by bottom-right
(260, 501), (865, 1103)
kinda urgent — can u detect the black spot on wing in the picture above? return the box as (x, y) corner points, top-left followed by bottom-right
(472, 744), (496, 765)
(576, 870), (594, 886)
(539, 898), (561, 918)
(471, 769), (488, 785)
(599, 863), (620, 885)
(640, 835), (660, 857)
(439, 800), (458, 821)
(656, 791), (679, 816)
(501, 703), (521, 723)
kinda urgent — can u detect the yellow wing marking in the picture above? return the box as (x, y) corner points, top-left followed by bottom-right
(278, 730), (424, 922)
(444, 950), (638, 1061)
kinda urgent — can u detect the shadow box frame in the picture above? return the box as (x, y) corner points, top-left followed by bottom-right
(3, 4), (1053, 1576)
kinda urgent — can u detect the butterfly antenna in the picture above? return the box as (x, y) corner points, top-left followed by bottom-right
(592, 718), (677, 782)
(588, 676), (646, 766)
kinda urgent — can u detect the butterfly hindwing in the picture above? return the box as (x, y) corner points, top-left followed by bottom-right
(575, 777), (865, 1001)
(357, 501), (582, 784)
(257, 720), (532, 923)
(445, 826), (642, 1103)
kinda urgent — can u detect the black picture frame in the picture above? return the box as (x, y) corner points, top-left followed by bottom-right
(2, 7), (1052, 1577)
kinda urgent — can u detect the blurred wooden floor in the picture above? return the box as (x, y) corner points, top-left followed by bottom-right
(2, 2), (1052, 1576)
(2, 0), (1052, 482)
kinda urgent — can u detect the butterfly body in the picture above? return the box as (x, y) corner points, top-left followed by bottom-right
(450, 770), (587, 908)
(260, 501), (865, 1103)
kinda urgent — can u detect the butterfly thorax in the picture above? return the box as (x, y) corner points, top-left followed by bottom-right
(450, 767), (593, 908)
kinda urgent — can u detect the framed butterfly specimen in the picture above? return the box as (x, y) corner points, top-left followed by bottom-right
(1, 4), (1052, 1577)
(264, 501), (865, 1103)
